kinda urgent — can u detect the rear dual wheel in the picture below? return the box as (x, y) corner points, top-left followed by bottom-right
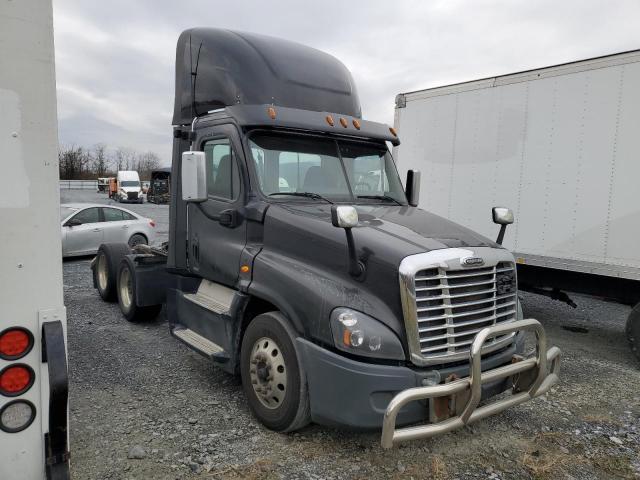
(94, 243), (131, 301)
(117, 261), (161, 322)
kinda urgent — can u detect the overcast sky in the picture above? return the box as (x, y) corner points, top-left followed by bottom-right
(53, 0), (640, 165)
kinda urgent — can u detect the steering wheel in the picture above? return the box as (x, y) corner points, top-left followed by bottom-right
(354, 182), (372, 192)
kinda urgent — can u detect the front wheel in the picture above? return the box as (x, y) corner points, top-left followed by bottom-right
(626, 303), (640, 362)
(117, 260), (161, 322)
(240, 312), (310, 432)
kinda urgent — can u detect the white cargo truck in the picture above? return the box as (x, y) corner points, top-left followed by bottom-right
(393, 50), (640, 360)
(0, 0), (70, 478)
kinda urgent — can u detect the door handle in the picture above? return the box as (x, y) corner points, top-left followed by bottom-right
(219, 209), (240, 228)
(92, 228), (101, 232)
(122, 225), (129, 229)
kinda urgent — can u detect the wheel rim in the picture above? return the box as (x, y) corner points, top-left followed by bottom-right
(119, 266), (133, 311)
(97, 253), (108, 291)
(249, 336), (287, 409)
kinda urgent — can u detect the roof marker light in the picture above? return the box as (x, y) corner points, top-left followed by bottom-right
(352, 119), (361, 130)
(325, 115), (335, 126)
(267, 106), (276, 120)
(339, 118), (348, 128)
(389, 127), (398, 137)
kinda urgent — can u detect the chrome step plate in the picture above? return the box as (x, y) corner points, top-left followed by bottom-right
(183, 280), (234, 314)
(173, 327), (224, 357)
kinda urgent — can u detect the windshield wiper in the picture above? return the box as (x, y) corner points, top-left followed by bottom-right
(268, 192), (334, 204)
(356, 195), (403, 205)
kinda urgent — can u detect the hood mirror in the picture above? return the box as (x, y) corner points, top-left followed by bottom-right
(331, 205), (365, 279)
(405, 170), (420, 207)
(181, 151), (207, 202)
(492, 207), (514, 245)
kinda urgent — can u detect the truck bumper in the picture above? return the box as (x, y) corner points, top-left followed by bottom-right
(297, 318), (560, 447)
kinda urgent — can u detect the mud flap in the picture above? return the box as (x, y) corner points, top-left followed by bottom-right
(42, 321), (70, 480)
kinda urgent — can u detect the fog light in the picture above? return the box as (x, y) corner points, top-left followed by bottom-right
(0, 400), (36, 433)
(421, 370), (441, 386)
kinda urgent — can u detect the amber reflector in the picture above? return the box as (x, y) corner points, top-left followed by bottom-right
(0, 329), (31, 359)
(0, 366), (33, 395)
(339, 118), (348, 128)
(325, 115), (335, 126)
(389, 127), (398, 137)
(352, 119), (361, 130)
(267, 107), (276, 120)
(240, 265), (250, 273)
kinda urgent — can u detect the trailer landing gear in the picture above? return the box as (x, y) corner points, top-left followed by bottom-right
(627, 303), (640, 363)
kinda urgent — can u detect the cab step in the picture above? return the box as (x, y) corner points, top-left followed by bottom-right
(172, 326), (229, 361)
(183, 280), (234, 314)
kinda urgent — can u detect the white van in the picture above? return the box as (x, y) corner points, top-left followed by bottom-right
(116, 171), (143, 203)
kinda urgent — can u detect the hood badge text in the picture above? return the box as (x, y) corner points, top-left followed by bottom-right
(461, 256), (484, 267)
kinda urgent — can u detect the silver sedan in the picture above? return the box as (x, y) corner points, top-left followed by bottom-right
(61, 203), (157, 257)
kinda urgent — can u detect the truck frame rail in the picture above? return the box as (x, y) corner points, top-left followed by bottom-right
(381, 319), (561, 448)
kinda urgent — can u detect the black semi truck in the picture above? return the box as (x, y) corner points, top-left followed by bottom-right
(91, 28), (561, 448)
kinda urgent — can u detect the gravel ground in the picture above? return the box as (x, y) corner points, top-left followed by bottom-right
(62, 190), (640, 480)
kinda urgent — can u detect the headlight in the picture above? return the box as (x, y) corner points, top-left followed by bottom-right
(330, 308), (405, 360)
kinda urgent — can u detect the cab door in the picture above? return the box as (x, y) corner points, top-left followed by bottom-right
(187, 124), (247, 287)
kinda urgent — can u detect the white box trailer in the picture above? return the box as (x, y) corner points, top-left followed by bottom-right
(0, 0), (70, 478)
(393, 50), (640, 358)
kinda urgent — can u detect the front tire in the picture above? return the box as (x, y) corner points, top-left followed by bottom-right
(240, 312), (310, 432)
(117, 260), (161, 322)
(93, 243), (131, 301)
(626, 303), (640, 362)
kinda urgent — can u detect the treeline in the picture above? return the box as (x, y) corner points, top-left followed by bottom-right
(58, 144), (163, 181)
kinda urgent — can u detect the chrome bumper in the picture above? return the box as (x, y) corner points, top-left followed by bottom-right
(381, 318), (561, 449)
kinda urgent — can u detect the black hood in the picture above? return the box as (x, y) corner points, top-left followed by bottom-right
(265, 203), (498, 267)
(256, 202), (502, 345)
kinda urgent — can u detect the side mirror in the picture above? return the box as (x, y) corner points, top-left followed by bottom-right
(331, 205), (364, 279)
(65, 219), (82, 227)
(331, 205), (359, 228)
(181, 151), (207, 202)
(492, 207), (514, 245)
(405, 170), (420, 207)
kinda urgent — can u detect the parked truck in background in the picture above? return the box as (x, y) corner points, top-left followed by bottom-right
(91, 28), (561, 448)
(393, 49), (640, 361)
(114, 170), (144, 203)
(0, 0), (70, 478)
(147, 168), (171, 204)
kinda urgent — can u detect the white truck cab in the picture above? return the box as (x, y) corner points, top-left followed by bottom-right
(116, 170), (143, 203)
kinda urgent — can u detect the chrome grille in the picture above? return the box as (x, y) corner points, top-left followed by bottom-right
(414, 262), (517, 359)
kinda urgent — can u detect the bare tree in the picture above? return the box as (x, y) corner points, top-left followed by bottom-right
(58, 144), (91, 179)
(135, 151), (161, 180)
(113, 147), (136, 172)
(91, 143), (109, 177)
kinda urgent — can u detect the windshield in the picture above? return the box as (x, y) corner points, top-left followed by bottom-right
(248, 132), (407, 204)
(60, 207), (77, 221)
(120, 180), (140, 187)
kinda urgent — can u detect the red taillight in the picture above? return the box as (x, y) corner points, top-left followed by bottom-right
(0, 328), (33, 360)
(0, 365), (34, 396)
(149, 220), (156, 227)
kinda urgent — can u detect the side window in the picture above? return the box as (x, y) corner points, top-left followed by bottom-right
(121, 211), (136, 221)
(71, 207), (100, 225)
(102, 208), (124, 222)
(203, 138), (241, 201)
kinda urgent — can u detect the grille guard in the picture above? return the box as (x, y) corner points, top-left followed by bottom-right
(381, 318), (561, 449)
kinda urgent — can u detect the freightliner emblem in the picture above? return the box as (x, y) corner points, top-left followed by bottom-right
(461, 256), (484, 267)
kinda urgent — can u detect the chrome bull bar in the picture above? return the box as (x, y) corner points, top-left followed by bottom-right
(381, 318), (561, 449)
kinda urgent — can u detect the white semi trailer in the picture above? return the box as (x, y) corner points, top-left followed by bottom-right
(0, 0), (70, 478)
(393, 49), (640, 360)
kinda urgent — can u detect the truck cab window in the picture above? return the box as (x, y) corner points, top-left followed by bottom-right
(249, 133), (350, 200)
(204, 138), (241, 200)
